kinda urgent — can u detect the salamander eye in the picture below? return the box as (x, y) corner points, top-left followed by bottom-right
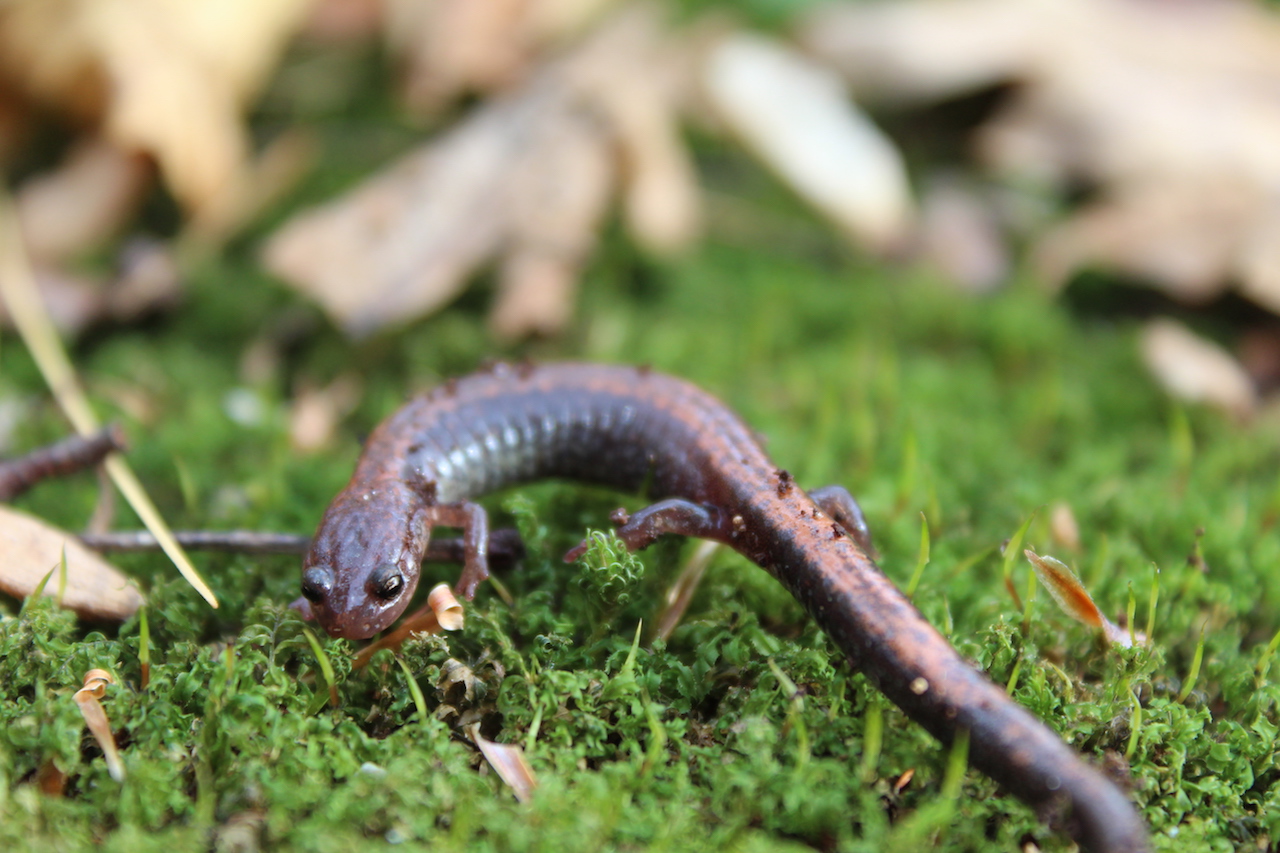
(301, 565), (334, 604)
(368, 563), (405, 600)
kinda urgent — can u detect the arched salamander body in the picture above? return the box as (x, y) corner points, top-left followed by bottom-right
(301, 362), (1149, 853)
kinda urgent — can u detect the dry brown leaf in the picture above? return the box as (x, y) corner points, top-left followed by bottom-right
(0, 239), (182, 337)
(73, 669), (124, 781)
(702, 31), (912, 254)
(15, 139), (150, 263)
(0, 0), (314, 216)
(386, 0), (621, 113)
(265, 4), (699, 340)
(1048, 501), (1080, 553)
(916, 175), (1009, 293)
(1140, 318), (1257, 420)
(427, 583), (464, 631)
(799, 0), (1280, 314)
(467, 723), (538, 802)
(1025, 548), (1133, 647)
(288, 373), (363, 453)
(0, 505), (144, 620)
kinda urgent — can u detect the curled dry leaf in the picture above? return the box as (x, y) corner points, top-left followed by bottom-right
(702, 32), (912, 255)
(1025, 548), (1133, 647)
(1140, 318), (1257, 420)
(0, 505), (144, 620)
(799, 0), (1280, 315)
(264, 4), (699, 340)
(0, 0), (313, 216)
(466, 722), (538, 803)
(427, 582), (464, 630)
(73, 668), (124, 781)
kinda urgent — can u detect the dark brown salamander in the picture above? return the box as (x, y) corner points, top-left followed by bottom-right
(302, 362), (1149, 853)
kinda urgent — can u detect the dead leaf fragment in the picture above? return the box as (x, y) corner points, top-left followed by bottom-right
(1140, 318), (1257, 420)
(288, 373), (362, 453)
(427, 583), (464, 630)
(15, 139), (150, 263)
(1049, 502), (1080, 553)
(799, 0), (1280, 316)
(0, 505), (144, 620)
(1025, 548), (1133, 647)
(467, 722), (538, 802)
(0, 0), (315, 216)
(73, 668), (124, 781)
(702, 31), (912, 254)
(917, 175), (1009, 292)
(265, 5), (699, 340)
(386, 0), (621, 113)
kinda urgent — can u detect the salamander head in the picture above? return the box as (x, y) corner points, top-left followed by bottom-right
(301, 480), (430, 639)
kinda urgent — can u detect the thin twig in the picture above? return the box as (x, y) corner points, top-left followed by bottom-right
(77, 527), (525, 564)
(0, 424), (127, 500)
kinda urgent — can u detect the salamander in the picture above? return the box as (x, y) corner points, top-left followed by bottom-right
(301, 362), (1149, 853)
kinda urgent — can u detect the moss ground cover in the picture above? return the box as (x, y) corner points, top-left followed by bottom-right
(3, 131), (1280, 853)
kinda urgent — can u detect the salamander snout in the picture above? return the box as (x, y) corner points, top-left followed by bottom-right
(301, 565), (335, 604)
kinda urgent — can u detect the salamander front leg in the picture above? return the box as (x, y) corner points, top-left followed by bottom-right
(564, 498), (734, 562)
(427, 502), (490, 599)
(807, 485), (875, 555)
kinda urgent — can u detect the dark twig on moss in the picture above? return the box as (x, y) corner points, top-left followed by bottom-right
(0, 424), (127, 500)
(78, 527), (525, 566)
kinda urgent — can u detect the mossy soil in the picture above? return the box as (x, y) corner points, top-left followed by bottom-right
(3, 97), (1280, 853)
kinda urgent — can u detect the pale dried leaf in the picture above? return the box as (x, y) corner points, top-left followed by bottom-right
(1025, 548), (1131, 647)
(16, 139), (150, 263)
(266, 5), (694, 339)
(288, 373), (362, 453)
(798, 0), (1038, 104)
(1140, 318), (1257, 420)
(800, 0), (1280, 316)
(386, 0), (622, 112)
(0, 0), (314, 215)
(655, 539), (718, 642)
(702, 32), (912, 254)
(1049, 501), (1080, 552)
(439, 658), (477, 704)
(917, 175), (1009, 293)
(0, 505), (144, 620)
(579, 9), (700, 255)
(73, 669), (124, 781)
(262, 94), (528, 336)
(427, 582), (465, 631)
(467, 723), (538, 802)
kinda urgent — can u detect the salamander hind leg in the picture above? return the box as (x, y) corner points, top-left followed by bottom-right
(808, 485), (875, 555)
(428, 502), (491, 600)
(564, 499), (734, 562)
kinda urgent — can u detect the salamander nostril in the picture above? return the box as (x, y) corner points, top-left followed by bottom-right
(368, 563), (405, 600)
(301, 565), (335, 604)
